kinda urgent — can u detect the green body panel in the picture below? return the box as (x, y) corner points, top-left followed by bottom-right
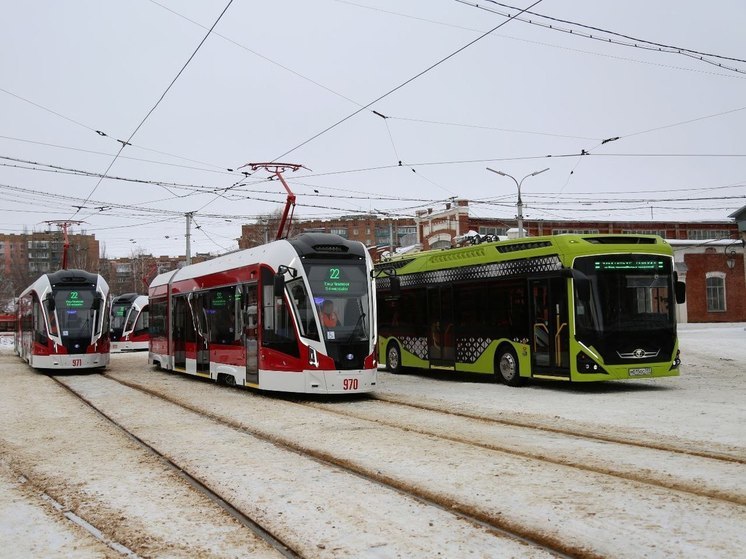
(385, 234), (674, 274)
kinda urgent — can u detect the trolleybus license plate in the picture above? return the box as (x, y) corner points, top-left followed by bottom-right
(629, 367), (652, 376)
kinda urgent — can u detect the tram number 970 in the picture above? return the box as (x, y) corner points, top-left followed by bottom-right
(342, 378), (359, 391)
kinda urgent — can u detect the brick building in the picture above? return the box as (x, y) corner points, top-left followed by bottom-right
(239, 214), (417, 254)
(414, 200), (744, 324)
(0, 230), (99, 297)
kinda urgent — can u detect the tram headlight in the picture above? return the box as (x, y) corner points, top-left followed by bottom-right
(308, 346), (319, 368)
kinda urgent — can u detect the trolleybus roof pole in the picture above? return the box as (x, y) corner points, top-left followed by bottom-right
(240, 163), (307, 240)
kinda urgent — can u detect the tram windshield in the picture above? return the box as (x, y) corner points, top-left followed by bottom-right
(51, 288), (100, 338)
(111, 301), (129, 333)
(303, 262), (370, 343)
(573, 255), (675, 342)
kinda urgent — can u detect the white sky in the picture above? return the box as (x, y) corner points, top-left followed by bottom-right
(2, 0), (745, 258)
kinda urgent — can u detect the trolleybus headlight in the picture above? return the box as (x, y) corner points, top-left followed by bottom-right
(670, 349), (681, 370)
(577, 352), (608, 375)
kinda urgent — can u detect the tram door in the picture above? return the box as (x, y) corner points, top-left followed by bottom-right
(172, 296), (191, 370)
(427, 286), (455, 369)
(190, 293), (210, 375)
(242, 283), (259, 385)
(530, 277), (570, 376)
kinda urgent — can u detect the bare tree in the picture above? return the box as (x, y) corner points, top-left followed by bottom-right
(242, 209), (288, 249)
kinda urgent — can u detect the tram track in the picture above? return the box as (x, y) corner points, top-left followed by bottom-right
(97, 373), (583, 559)
(87, 366), (746, 558)
(296, 393), (746, 506)
(3, 352), (744, 558)
(371, 393), (745, 464)
(51, 376), (302, 559)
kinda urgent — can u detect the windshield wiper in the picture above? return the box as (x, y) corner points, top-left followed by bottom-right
(345, 311), (367, 343)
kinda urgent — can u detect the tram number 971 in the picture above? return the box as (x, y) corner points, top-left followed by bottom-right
(342, 378), (359, 391)
(72, 359), (83, 367)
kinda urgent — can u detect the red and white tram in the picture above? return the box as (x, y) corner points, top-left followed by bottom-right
(148, 233), (378, 394)
(15, 269), (111, 370)
(110, 293), (149, 352)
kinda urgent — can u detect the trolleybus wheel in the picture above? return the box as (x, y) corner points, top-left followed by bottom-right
(496, 346), (524, 387)
(386, 342), (402, 374)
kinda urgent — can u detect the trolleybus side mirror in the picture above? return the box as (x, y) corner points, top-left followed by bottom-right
(675, 281), (686, 304)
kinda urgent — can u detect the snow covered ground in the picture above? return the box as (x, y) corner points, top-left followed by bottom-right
(0, 323), (744, 558)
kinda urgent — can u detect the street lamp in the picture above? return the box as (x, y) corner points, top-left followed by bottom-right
(486, 167), (549, 238)
(374, 208), (395, 257)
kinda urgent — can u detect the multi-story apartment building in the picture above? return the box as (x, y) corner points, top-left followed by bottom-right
(0, 231), (99, 297)
(98, 253), (212, 296)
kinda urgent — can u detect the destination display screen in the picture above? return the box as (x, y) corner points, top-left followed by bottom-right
(211, 290), (235, 308)
(323, 267), (351, 293)
(65, 290), (87, 308)
(305, 262), (367, 299)
(594, 260), (665, 271)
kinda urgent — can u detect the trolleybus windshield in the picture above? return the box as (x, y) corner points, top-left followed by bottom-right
(573, 254), (675, 340)
(303, 262), (370, 342)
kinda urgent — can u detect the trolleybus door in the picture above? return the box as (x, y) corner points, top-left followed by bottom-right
(427, 286), (455, 369)
(242, 283), (259, 385)
(530, 277), (570, 377)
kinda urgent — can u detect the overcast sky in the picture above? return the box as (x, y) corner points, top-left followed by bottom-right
(2, 0), (745, 258)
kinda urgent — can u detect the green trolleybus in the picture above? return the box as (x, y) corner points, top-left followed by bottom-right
(375, 234), (686, 385)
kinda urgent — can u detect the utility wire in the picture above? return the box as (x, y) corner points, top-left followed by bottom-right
(338, 1), (744, 80)
(269, 0), (545, 162)
(482, 0), (746, 64)
(0, 90), (231, 172)
(148, 0), (363, 109)
(622, 105), (746, 139)
(387, 116), (601, 141)
(0, 135), (236, 175)
(455, 0), (746, 75)
(73, 0), (235, 214)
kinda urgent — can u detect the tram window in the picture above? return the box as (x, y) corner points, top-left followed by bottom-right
(33, 298), (47, 344)
(149, 299), (167, 337)
(287, 278), (319, 341)
(261, 272), (300, 357)
(208, 287), (238, 344)
(134, 308), (149, 335)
